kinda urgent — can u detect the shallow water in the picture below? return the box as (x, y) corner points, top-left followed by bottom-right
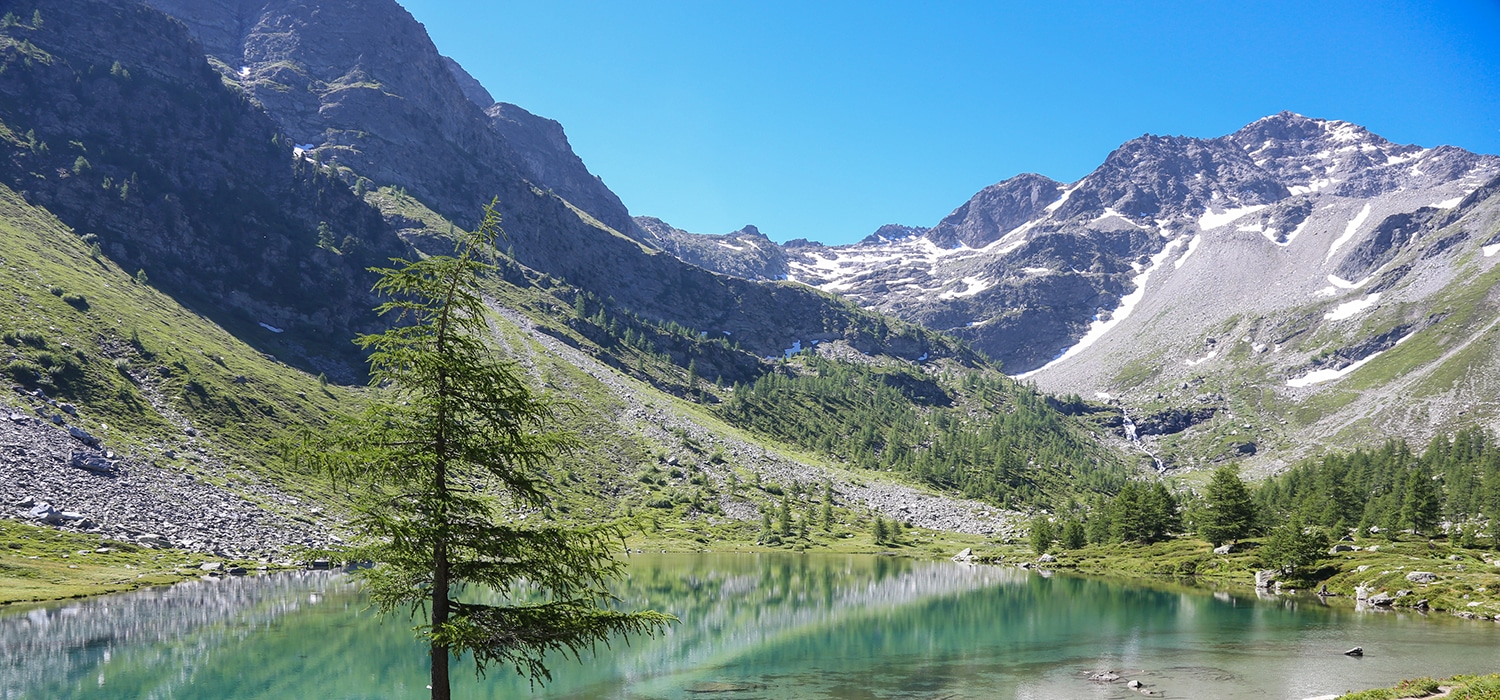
(3, 553), (1498, 699)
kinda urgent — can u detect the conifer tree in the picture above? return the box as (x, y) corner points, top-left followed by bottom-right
(1030, 517), (1055, 554)
(1402, 464), (1441, 536)
(296, 202), (670, 699)
(1198, 466), (1256, 546)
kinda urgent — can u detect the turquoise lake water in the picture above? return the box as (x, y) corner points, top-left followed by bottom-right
(4, 553), (1499, 699)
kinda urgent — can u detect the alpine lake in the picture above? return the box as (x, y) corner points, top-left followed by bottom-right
(5, 553), (1500, 700)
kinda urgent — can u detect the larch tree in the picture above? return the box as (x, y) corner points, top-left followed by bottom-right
(297, 202), (671, 700)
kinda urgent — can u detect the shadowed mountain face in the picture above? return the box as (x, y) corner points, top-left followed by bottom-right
(0, 0), (408, 374)
(0, 0), (955, 370)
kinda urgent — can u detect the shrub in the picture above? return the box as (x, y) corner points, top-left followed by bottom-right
(4, 359), (44, 384)
(62, 293), (88, 310)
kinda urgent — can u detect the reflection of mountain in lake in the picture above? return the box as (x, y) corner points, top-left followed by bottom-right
(0, 571), (356, 700)
(5, 554), (1500, 699)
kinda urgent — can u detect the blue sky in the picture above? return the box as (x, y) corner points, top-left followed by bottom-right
(401, 1), (1500, 245)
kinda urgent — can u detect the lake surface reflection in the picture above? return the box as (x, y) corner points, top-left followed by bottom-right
(4, 553), (1500, 699)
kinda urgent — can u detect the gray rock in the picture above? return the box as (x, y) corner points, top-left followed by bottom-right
(1330, 544), (1356, 553)
(135, 534), (170, 548)
(200, 562), (222, 571)
(12, 496), (34, 508)
(66, 426), (99, 446)
(1089, 671), (1121, 682)
(952, 547), (975, 563)
(68, 451), (115, 474)
(1406, 571), (1437, 584)
(1038, 553), (1057, 563)
(1255, 570), (1277, 588)
(1344, 647), (1364, 656)
(1368, 592), (1395, 606)
(1213, 543), (1235, 554)
(1127, 680), (1144, 688)
(1395, 589), (1412, 598)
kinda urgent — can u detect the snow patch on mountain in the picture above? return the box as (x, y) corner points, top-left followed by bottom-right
(1326, 203), (1373, 260)
(1199, 205), (1268, 230)
(1286, 333), (1411, 388)
(1175, 235), (1202, 269)
(1016, 236), (1188, 378)
(1325, 293), (1381, 321)
(938, 276), (995, 300)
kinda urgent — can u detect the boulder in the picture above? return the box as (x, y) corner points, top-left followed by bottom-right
(1395, 590), (1412, 599)
(1415, 599), (1429, 610)
(1330, 544), (1356, 553)
(1344, 647), (1364, 657)
(135, 534), (170, 548)
(227, 566), (247, 576)
(952, 547), (976, 563)
(1255, 570), (1277, 589)
(12, 496), (34, 508)
(1213, 543), (1235, 555)
(1038, 553), (1057, 563)
(29, 503), (63, 524)
(1089, 671), (1121, 682)
(1127, 680), (1144, 688)
(68, 451), (115, 474)
(200, 562), (222, 572)
(1406, 571), (1437, 584)
(1368, 592), (1395, 606)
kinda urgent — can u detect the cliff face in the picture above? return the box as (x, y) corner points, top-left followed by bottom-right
(0, 0), (407, 375)
(138, 0), (944, 360)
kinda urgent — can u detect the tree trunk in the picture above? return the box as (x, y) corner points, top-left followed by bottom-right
(432, 533), (450, 699)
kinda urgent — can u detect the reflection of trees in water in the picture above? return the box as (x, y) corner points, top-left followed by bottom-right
(0, 555), (1284, 700)
(0, 572), (354, 700)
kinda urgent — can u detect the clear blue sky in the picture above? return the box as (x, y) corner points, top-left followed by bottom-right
(400, 1), (1500, 245)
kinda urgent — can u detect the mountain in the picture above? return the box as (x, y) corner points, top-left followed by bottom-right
(649, 113), (1500, 468)
(138, 0), (951, 367)
(1, 0), (1134, 572)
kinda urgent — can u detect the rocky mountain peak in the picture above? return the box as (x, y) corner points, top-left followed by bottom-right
(927, 173), (1062, 248)
(861, 224), (929, 245)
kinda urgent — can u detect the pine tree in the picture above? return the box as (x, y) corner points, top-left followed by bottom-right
(294, 201), (670, 699)
(778, 496), (792, 538)
(1060, 519), (1087, 550)
(1402, 464), (1441, 536)
(1198, 466), (1256, 546)
(1259, 515), (1328, 575)
(873, 515), (889, 544)
(1030, 517), (1055, 554)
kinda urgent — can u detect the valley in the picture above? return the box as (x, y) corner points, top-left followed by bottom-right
(0, 1), (1498, 698)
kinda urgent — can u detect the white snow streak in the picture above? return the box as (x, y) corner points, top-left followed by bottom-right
(1431, 197), (1463, 209)
(938, 276), (994, 300)
(1045, 183), (1081, 214)
(1326, 204), (1372, 260)
(258, 322), (284, 333)
(1184, 349), (1218, 367)
(1326, 274), (1371, 290)
(1175, 235), (1201, 269)
(1014, 236), (1187, 378)
(1484, 243), (1500, 258)
(1324, 293), (1381, 321)
(1286, 334), (1410, 388)
(1198, 205), (1268, 230)
(1287, 178), (1334, 196)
